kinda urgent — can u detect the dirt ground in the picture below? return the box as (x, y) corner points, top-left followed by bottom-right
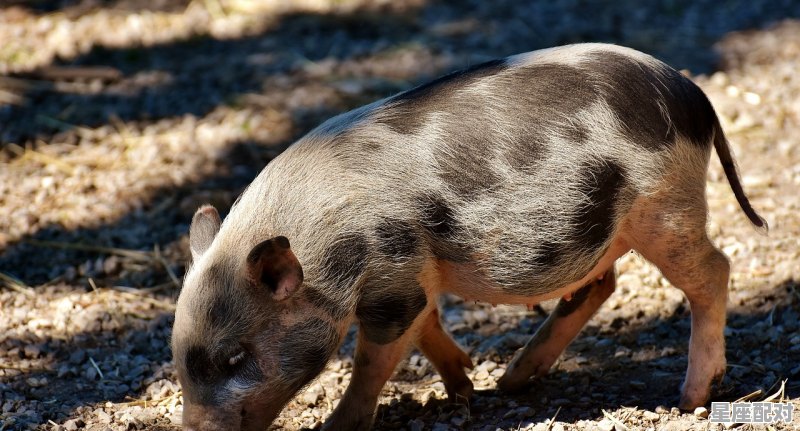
(1, 1), (799, 430)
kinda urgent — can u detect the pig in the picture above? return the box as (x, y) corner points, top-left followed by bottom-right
(171, 43), (766, 431)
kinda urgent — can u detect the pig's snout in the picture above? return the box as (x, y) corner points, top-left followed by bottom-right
(181, 402), (244, 431)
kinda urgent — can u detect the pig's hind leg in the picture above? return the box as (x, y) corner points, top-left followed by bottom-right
(497, 268), (616, 392)
(415, 307), (474, 403)
(628, 194), (730, 410)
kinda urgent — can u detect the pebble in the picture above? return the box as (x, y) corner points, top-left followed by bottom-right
(643, 411), (660, 421)
(408, 419), (425, 431)
(694, 406), (709, 419)
(598, 419), (615, 431)
(629, 380), (646, 390)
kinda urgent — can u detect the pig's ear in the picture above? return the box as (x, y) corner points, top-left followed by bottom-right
(190, 205), (221, 260)
(245, 236), (303, 301)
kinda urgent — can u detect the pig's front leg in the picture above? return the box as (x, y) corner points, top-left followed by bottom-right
(498, 267), (616, 392)
(415, 308), (474, 403)
(321, 327), (416, 431)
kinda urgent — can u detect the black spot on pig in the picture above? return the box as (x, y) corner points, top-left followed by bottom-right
(418, 196), (471, 262)
(303, 287), (351, 320)
(185, 345), (215, 385)
(528, 241), (562, 269)
(375, 219), (419, 261)
(381, 59), (508, 135)
(208, 295), (238, 330)
(436, 139), (502, 198)
(563, 122), (590, 145)
(183, 344), (263, 401)
(279, 318), (339, 385)
(554, 283), (593, 316)
(584, 51), (716, 149)
(509, 63), (600, 117)
(504, 130), (549, 172)
(319, 232), (368, 288)
(357, 284), (428, 344)
(573, 161), (627, 252)
(499, 64), (598, 171)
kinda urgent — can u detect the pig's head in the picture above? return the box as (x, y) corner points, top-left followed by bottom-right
(172, 205), (344, 431)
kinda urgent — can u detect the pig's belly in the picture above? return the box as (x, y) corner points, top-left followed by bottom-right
(432, 237), (630, 305)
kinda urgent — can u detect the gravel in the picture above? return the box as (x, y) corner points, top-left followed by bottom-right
(1, 0), (800, 430)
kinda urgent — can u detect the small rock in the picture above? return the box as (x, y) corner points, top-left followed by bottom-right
(629, 380), (646, 390)
(23, 344), (41, 359)
(694, 406), (708, 419)
(408, 418), (424, 431)
(480, 360), (498, 372)
(598, 419), (615, 431)
(63, 419), (83, 431)
(26, 377), (47, 387)
(655, 405), (669, 414)
(95, 408), (112, 424)
(516, 406), (534, 417)
(643, 411), (660, 421)
(69, 350), (86, 364)
(300, 384), (323, 405)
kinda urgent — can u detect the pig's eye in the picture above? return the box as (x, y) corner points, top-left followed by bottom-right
(228, 350), (246, 367)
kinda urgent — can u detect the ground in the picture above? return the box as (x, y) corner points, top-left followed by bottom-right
(0, 1), (799, 430)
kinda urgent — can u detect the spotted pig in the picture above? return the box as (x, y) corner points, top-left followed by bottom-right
(171, 43), (766, 431)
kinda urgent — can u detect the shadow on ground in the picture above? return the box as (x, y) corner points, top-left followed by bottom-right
(1, 278), (796, 428)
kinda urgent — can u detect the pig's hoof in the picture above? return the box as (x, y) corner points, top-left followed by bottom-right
(496, 371), (529, 393)
(446, 378), (474, 405)
(678, 373), (723, 411)
(678, 391), (709, 411)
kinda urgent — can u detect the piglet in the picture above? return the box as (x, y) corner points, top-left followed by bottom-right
(172, 43), (766, 431)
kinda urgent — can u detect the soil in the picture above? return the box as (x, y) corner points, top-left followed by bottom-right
(1, 1), (799, 430)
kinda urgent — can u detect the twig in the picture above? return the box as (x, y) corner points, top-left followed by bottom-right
(154, 244), (181, 289)
(106, 287), (176, 310)
(6, 143), (75, 174)
(601, 409), (630, 431)
(88, 277), (99, 294)
(34, 65), (122, 81)
(0, 88), (25, 105)
(24, 239), (153, 261)
(545, 406), (561, 431)
(89, 356), (105, 380)
(0, 76), (53, 91)
(111, 283), (172, 295)
(763, 380), (787, 403)
(0, 271), (35, 297)
(0, 364), (53, 373)
(119, 390), (182, 407)
(735, 389), (763, 403)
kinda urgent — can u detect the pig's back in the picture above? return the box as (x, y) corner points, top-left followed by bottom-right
(237, 43), (718, 298)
